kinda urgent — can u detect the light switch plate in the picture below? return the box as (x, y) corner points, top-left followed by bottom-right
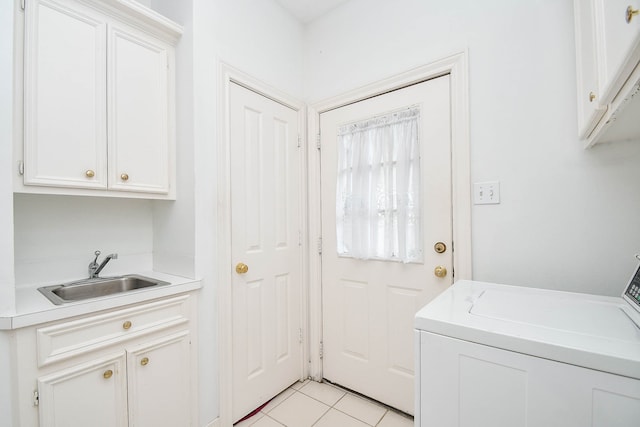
(474, 181), (500, 205)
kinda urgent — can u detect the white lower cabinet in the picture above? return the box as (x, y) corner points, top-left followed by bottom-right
(126, 331), (191, 427)
(15, 293), (196, 427)
(37, 353), (128, 427)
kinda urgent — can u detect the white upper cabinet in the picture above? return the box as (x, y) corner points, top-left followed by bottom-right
(21, 0), (181, 198)
(574, 0), (640, 146)
(24, 0), (108, 189)
(597, 0), (640, 100)
(108, 24), (170, 194)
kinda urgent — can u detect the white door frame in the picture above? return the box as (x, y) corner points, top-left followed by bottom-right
(216, 62), (308, 427)
(307, 52), (472, 380)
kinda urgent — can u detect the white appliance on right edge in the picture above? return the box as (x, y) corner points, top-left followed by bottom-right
(414, 261), (640, 427)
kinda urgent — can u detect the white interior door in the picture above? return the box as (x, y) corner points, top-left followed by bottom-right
(320, 75), (453, 414)
(230, 82), (303, 422)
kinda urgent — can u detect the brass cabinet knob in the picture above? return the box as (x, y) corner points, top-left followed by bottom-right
(589, 91), (596, 102)
(120, 173), (129, 181)
(123, 320), (132, 330)
(140, 357), (149, 366)
(85, 170), (95, 178)
(103, 370), (113, 379)
(434, 242), (447, 253)
(236, 263), (249, 274)
(626, 5), (639, 23)
(434, 265), (447, 278)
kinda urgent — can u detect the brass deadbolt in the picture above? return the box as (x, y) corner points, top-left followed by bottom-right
(434, 242), (447, 253)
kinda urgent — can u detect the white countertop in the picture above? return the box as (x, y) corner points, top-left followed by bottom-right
(0, 271), (202, 330)
(415, 280), (640, 380)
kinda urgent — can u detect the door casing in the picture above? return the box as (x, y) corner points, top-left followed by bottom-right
(307, 51), (472, 381)
(217, 62), (308, 427)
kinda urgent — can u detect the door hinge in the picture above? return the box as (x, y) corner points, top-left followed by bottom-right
(316, 133), (321, 150)
(18, 160), (24, 176)
(32, 390), (39, 407)
(319, 341), (324, 359)
(298, 328), (303, 344)
(317, 237), (322, 255)
(297, 134), (301, 148)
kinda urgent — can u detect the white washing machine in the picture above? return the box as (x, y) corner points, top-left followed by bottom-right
(414, 262), (640, 427)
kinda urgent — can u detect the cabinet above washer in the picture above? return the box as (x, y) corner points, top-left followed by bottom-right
(574, 0), (640, 147)
(16, 0), (182, 199)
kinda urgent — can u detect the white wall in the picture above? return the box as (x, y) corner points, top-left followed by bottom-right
(148, 0), (305, 424)
(304, 0), (640, 296)
(13, 195), (154, 286)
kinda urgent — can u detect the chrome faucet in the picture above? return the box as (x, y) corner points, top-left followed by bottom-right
(88, 250), (118, 279)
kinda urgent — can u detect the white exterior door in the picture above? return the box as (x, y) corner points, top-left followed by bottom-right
(320, 75), (453, 414)
(230, 82), (303, 422)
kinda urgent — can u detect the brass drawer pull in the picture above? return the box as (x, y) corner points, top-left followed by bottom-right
(123, 320), (132, 330)
(103, 369), (113, 379)
(140, 357), (149, 366)
(85, 170), (95, 178)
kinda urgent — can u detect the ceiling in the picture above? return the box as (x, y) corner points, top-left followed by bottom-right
(274, 0), (351, 23)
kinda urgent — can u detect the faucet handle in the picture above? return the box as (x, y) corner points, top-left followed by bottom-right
(93, 250), (101, 263)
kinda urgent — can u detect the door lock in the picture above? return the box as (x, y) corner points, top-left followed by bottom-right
(434, 265), (447, 278)
(235, 263), (249, 274)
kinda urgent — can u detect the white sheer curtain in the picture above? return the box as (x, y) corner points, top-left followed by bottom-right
(336, 106), (422, 263)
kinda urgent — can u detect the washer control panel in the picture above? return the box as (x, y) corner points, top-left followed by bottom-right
(623, 261), (640, 313)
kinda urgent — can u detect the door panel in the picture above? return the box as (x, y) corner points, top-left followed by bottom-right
(230, 82), (302, 422)
(320, 75), (453, 414)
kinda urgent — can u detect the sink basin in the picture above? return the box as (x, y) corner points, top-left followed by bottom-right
(38, 275), (171, 305)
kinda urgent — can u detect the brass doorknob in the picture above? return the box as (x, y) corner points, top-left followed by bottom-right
(434, 242), (447, 253)
(434, 265), (447, 278)
(236, 263), (249, 274)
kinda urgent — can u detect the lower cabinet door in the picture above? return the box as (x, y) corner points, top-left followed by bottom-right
(126, 331), (191, 427)
(37, 353), (128, 427)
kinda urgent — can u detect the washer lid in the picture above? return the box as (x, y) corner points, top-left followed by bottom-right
(470, 288), (639, 342)
(415, 280), (640, 380)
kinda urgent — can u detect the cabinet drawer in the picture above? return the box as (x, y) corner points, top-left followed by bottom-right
(36, 294), (190, 367)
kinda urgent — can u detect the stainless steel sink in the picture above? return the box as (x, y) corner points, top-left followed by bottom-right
(38, 275), (171, 305)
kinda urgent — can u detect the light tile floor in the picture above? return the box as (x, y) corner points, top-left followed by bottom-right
(234, 380), (413, 427)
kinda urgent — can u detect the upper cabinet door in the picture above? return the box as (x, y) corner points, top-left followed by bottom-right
(107, 25), (171, 194)
(24, 0), (108, 189)
(574, 0), (607, 138)
(596, 0), (640, 100)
